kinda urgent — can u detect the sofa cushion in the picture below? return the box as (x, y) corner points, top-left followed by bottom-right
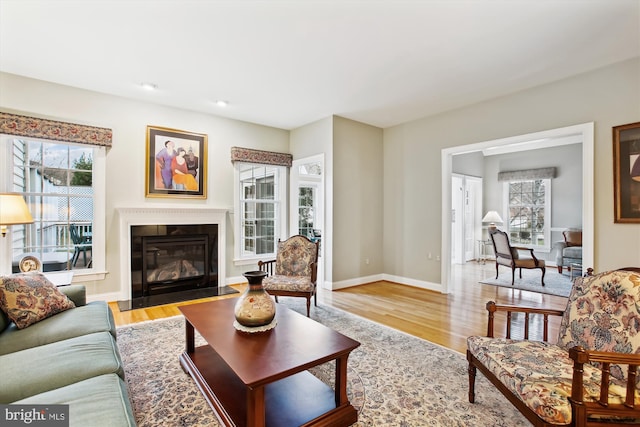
(467, 336), (639, 425)
(0, 272), (75, 329)
(0, 331), (124, 403)
(0, 301), (116, 355)
(14, 374), (136, 427)
(557, 270), (640, 382)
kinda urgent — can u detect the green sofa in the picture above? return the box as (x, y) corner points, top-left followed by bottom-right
(0, 283), (136, 426)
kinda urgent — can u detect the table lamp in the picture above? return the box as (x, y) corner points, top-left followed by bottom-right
(482, 210), (503, 232)
(0, 193), (34, 237)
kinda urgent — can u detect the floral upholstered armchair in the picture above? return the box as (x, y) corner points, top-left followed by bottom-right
(258, 235), (319, 317)
(467, 268), (640, 426)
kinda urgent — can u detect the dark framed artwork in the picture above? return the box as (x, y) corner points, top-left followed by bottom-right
(613, 121), (640, 223)
(145, 125), (207, 199)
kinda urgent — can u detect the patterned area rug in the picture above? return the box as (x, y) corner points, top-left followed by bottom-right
(479, 267), (573, 297)
(117, 299), (530, 426)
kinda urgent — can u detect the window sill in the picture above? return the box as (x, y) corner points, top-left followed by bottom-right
(70, 270), (107, 282)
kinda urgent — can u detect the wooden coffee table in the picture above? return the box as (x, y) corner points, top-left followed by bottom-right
(178, 298), (361, 427)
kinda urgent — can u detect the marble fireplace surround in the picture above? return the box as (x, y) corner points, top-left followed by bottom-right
(117, 207), (227, 300)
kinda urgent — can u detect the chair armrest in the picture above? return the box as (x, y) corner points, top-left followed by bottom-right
(485, 301), (564, 340)
(258, 259), (276, 276)
(568, 346), (640, 418)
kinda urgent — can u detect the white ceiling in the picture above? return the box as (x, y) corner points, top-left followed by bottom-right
(1, 0), (639, 130)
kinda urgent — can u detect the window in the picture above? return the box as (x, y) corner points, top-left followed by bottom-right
(234, 163), (287, 262)
(503, 179), (551, 249)
(3, 136), (105, 276)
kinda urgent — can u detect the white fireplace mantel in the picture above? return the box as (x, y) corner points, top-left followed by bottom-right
(117, 206), (227, 300)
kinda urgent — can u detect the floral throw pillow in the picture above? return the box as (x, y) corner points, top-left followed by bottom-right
(0, 272), (75, 329)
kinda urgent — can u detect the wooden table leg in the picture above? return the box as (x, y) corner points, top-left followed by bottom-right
(185, 320), (195, 354)
(246, 386), (265, 427)
(335, 354), (350, 406)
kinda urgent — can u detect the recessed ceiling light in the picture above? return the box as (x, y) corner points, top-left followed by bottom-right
(141, 82), (157, 91)
(215, 100), (228, 107)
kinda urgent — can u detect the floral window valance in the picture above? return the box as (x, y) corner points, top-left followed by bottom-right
(498, 167), (556, 181)
(0, 111), (112, 148)
(230, 146), (292, 167)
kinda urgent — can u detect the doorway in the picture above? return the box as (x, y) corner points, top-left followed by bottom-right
(451, 174), (483, 264)
(290, 154), (325, 285)
(440, 123), (595, 293)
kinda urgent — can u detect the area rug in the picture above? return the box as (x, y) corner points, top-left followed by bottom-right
(479, 267), (573, 297)
(117, 299), (530, 426)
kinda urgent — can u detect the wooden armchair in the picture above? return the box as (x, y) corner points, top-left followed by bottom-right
(467, 268), (640, 426)
(258, 235), (319, 317)
(489, 229), (546, 286)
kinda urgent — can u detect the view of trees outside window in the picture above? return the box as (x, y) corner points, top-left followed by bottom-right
(10, 139), (94, 271)
(507, 179), (547, 246)
(298, 186), (315, 238)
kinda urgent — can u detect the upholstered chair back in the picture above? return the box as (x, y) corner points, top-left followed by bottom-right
(563, 229), (582, 247)
(557, 269), (640, 382)
(274, 235), (318, 277)
(490, 230), (519, 264)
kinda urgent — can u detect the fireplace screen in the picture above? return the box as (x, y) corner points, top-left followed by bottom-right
(140, 234), (209, 296)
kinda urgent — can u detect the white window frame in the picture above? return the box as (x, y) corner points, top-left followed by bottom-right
(0, 135), (106, 281)
(502, 178), (551, 251)
(233, 162), (287, 265)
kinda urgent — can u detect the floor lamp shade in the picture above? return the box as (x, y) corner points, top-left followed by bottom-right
(482, 210), (503, 232)
(0, 193), (34, 237)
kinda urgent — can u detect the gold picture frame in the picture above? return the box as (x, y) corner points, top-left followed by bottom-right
(613, 121), (640, 223)
(145, 125), (207, 199)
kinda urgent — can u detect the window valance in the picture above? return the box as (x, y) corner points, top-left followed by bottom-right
(498, 167), (556, 182)
(0, 111), (112, 148)
(230, 146), (292, 167)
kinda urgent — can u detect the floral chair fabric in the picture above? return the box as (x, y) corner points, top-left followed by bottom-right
(273, 236), (317, 277)
(467, 269), (640, 426)
(557, 270), (640, 383)
(260, 235), (319, 317)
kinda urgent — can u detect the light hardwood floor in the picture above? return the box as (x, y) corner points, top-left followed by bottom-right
(109, 262), (569, 354)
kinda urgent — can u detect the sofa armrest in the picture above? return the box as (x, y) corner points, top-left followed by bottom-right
(485, 301), (564, 341)
(568, 346), (640, 421)
(59, 285), (87, 307)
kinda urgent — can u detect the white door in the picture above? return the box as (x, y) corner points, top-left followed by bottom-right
(290, 155), (324, 283)
(464, 176), (483, 262)
(451, 175), (464, 264)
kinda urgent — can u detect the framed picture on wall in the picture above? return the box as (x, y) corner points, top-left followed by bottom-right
(613, 121), (640, 223)
(145, 125), (207, 199)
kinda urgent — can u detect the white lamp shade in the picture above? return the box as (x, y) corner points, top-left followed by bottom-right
(0, 194), (34, 225)
(482, 210), (503, 224)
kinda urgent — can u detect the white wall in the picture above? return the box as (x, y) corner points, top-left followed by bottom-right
(384, 57), (640, 284)
(0, 72), (290, 297)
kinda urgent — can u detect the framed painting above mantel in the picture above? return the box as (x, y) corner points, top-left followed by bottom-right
(145, 125), (207, 199)
(613, 121), (640, 223)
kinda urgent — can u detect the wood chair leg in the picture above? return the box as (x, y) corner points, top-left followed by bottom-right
(541, 267), (546, 286)
(305, 297), (311, 317)
(468, 361), (477, 403)
(557, 265), (563, 274)
(511, 269), (515, 286)
(495, 263), (499, 279)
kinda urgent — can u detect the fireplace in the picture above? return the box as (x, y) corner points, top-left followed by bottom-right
(131, 225), (217, 298)
(117, 207), (227, 301)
